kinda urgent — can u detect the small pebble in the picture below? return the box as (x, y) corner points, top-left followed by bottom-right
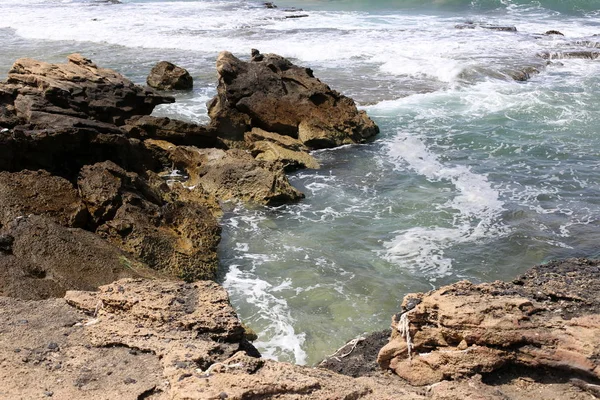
(44, 391), (53, 397)
(47, 342), (59, 350)
(123, 377), (137, 385)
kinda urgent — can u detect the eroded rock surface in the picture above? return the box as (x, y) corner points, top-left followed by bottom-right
(78, 161), (221, 281)
(0, 169), (88, 228)
(0, 215), (159, 300)
(207, 50), (379, 149)
(378, 258), (600, 387)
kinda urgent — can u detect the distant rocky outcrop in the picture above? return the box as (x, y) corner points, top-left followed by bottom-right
(207, 49), (379, 149)
(147, 61), (194, 90)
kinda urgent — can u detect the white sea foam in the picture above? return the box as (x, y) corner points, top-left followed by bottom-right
(382, 131), (506, 279)
(223, 265), (307, 365)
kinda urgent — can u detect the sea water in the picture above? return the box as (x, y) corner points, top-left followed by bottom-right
(1, 0), (599, 366)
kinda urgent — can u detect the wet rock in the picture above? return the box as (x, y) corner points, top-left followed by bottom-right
(146, 61), (193, 91)
(507, 66), (540, 82)
(378, 258), (600, 386)
(545, 30), (564, 36)
(0, 215), (159, 300)
(0, 170), (88, 228)
(539, 50), (600, 60)
(78, 161), (221, 281)
(456, 23), (517, 32)
(207, 50), (378, 149)
(319, 330), (392, 378)
(263, 2), (277, 8)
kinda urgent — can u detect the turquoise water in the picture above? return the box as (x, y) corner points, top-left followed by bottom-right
(1, 0), (600, 365)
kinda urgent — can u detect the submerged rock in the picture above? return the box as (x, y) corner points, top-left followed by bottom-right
(147, 61), (194, 90)
(207, 50), (379, 149)
(378, 258), (600, 386)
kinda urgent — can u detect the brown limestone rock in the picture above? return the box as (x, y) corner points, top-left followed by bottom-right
(146, 142), (304, 205)
(0, 215), (158, 300)
(0, 296), (163, 400)
(207, 50), (379, 148)
(246, 127), (320, 170)
(378, 258), (600, 386)
(147, 61), (194, 90)
(5, 53), (173, 126)
(78, 161), (221, 281)
(0, 169), (88, 229)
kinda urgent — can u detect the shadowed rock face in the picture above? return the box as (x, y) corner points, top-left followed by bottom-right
(78, 161), (221, 281)
(0, 215), (160, 300)
(377, 258), (600, 386)
(147, 61), (194, 90)
(207, 50), (379, 149)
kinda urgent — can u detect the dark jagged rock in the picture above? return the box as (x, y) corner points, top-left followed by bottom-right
(0, 215), (160, 300)
(123, 115), (223, 148)
(539, 50), (600, 60)
(545, 30), (565, 36)
(4, 54), (173, 126)
(207, 50), (379, 149)
(78, 161), (221, 281)
(146, 61), (193, 91)
(378, 258), (600, 386)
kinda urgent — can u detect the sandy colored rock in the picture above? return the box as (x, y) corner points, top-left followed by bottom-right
(0, 169), (88, 228)
(78, 161), (221, 281)
(246, 127), (320, 170)
(147, 143), (304, 205)
(0, 215), (159, 300)
(378, 258), (600, 386)
(207, 50), (378, 149)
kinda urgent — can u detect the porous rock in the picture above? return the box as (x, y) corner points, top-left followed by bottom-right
(378, 258), (600, 386)
(147, 61), (194, 90)
(0, 169), (88, 228)
(0, 215), (159, 300)
(78, 161), (221, 281)
(207, 50), (379, 149)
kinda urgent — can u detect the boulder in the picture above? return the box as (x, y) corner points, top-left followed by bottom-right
(0, 170), (88, 229)
(78, 161), (221, 281)
(0, 215), (159, 300)
(378, 258), (600, 386)
(207, 50), (379, 149)
(146, 61), (193, 90)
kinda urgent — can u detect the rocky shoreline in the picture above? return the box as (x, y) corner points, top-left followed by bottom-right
(1, 52), (599, 399)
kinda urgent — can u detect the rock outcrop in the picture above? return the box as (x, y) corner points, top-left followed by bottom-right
(0, 215), (160, 300)
(378, 258), (600, 387)
(207, 50), (379, 149)
(147, 61), (194, 90)
(78, 161), (221, 281)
